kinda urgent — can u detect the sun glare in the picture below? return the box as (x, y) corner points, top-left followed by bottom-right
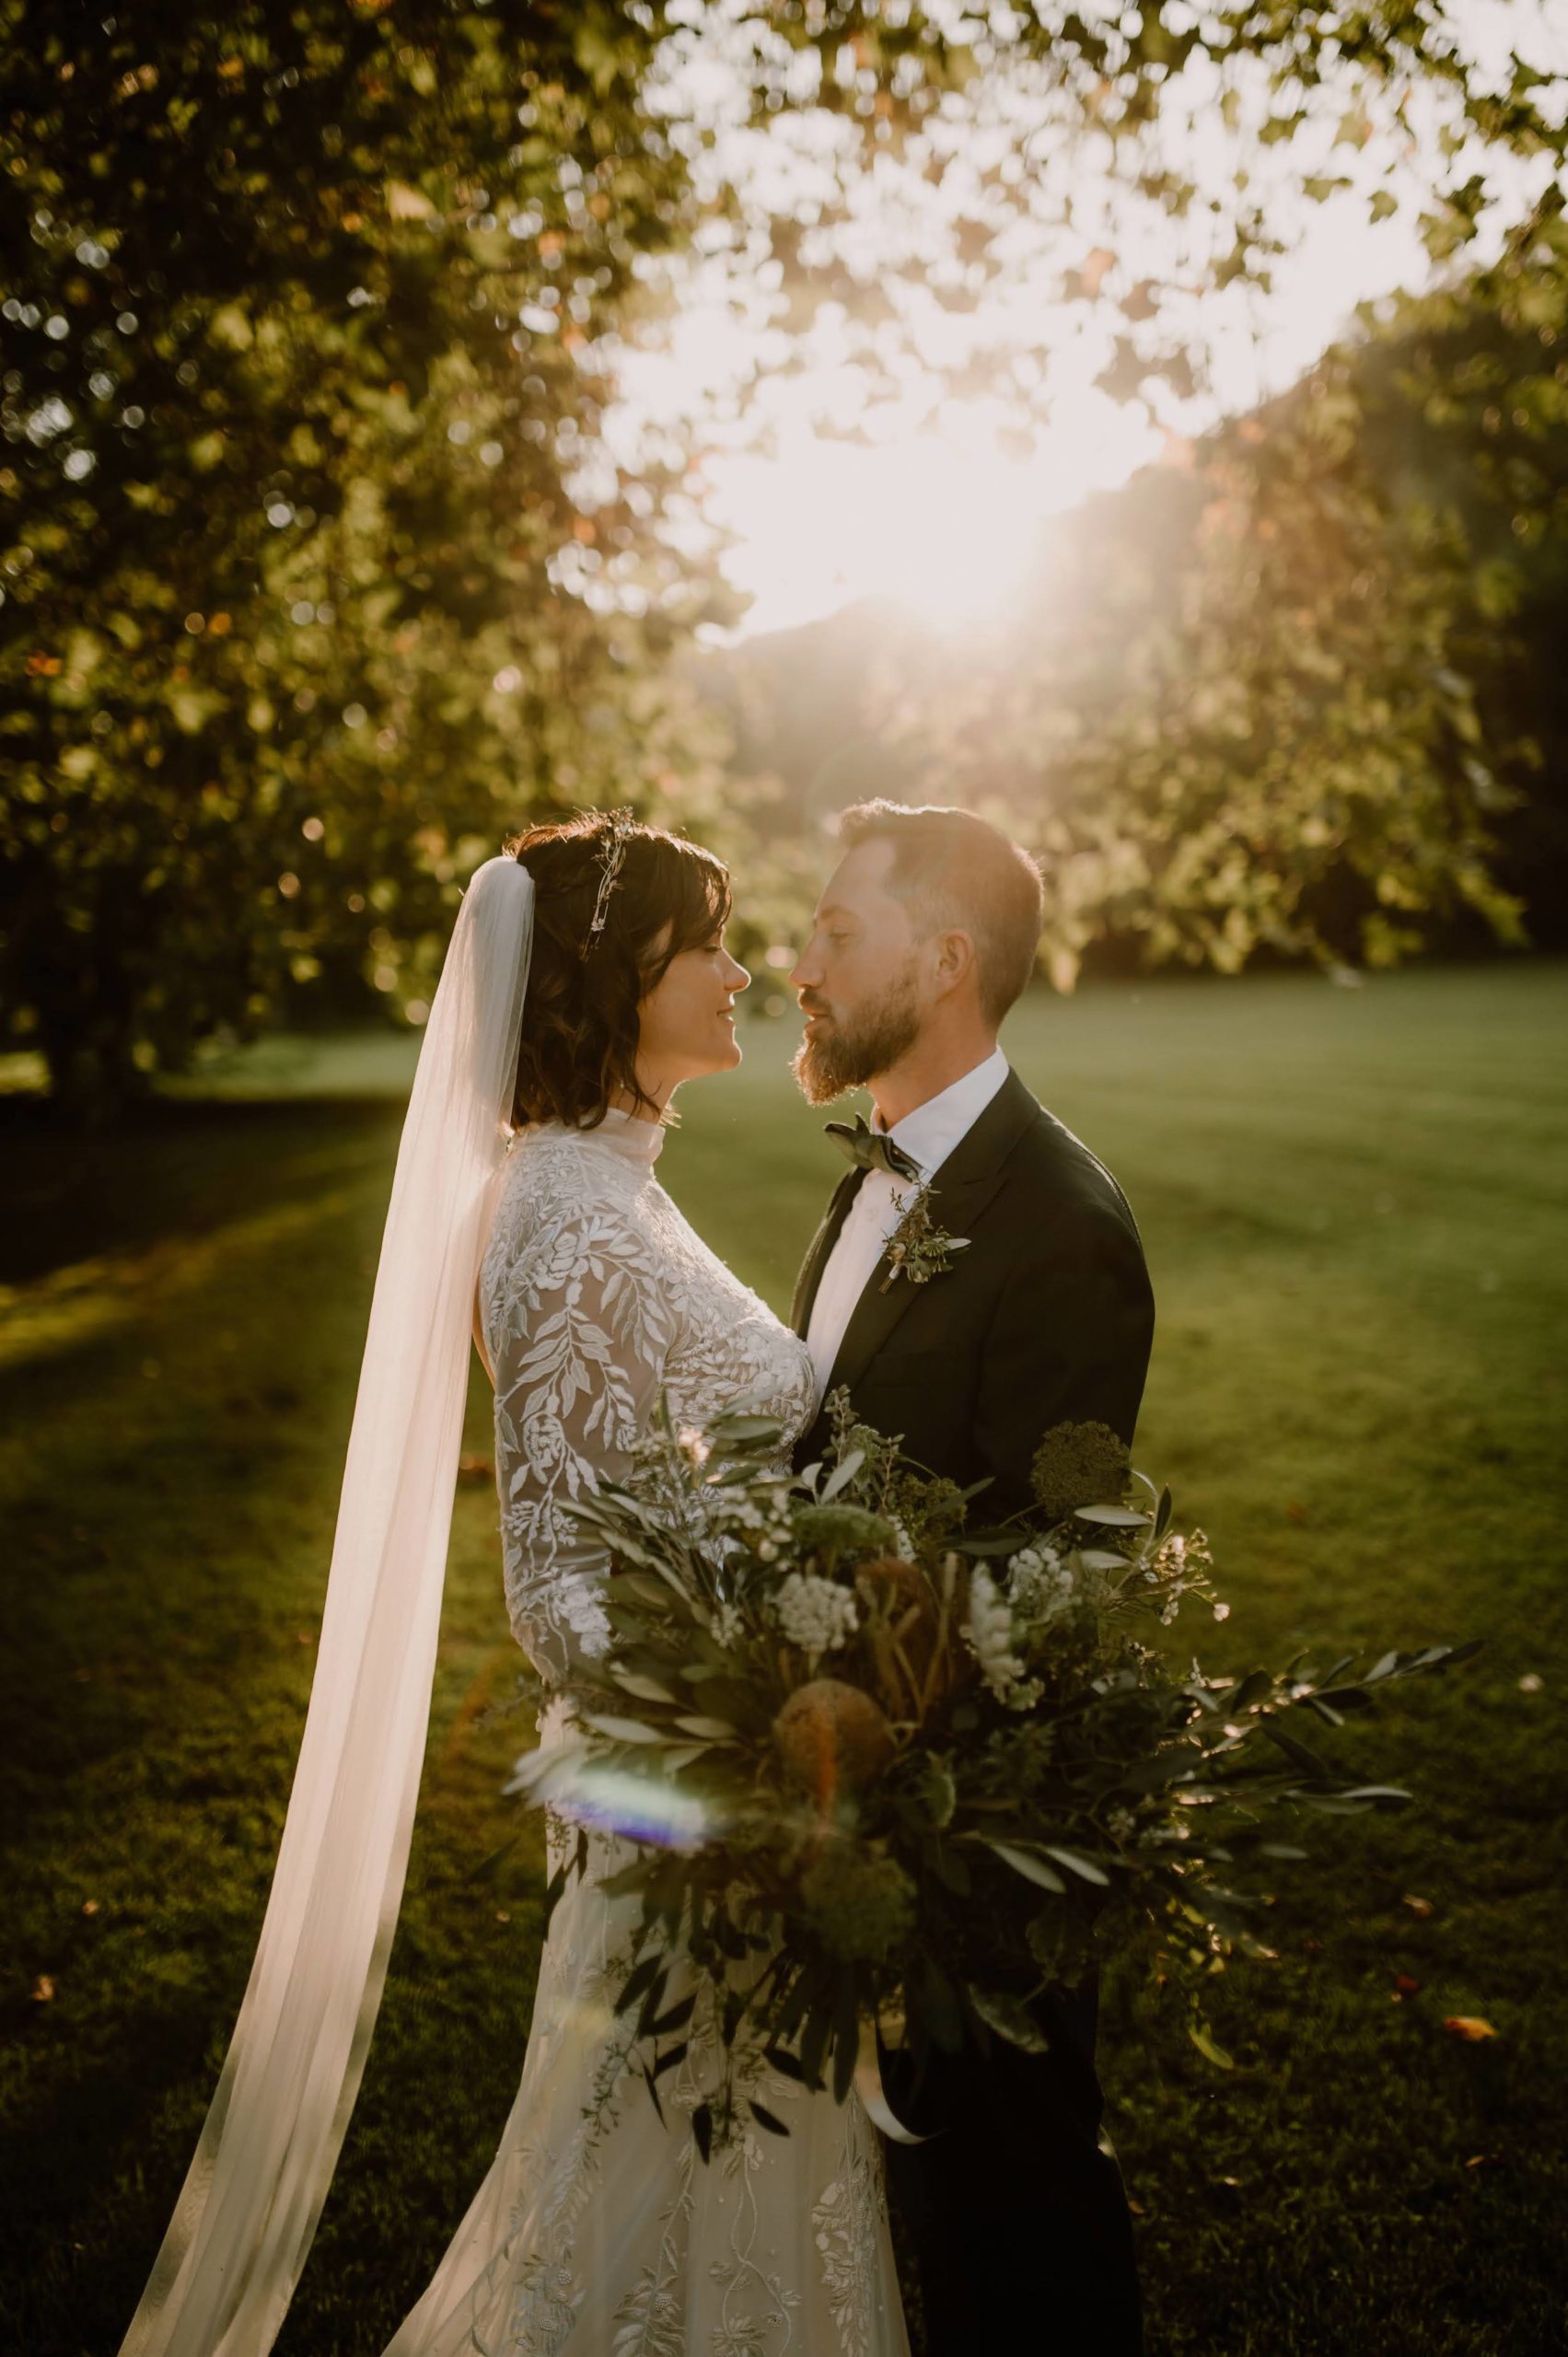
(701, 384), (1161, 639)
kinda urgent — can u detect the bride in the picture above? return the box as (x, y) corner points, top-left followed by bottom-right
(119, 810), (909, 2357)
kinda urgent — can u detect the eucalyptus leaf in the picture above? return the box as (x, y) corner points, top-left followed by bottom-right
(581, 1713), (667, 1746)
(969, 1985), (1051, 2053)
(832, 1973), (861, 2106)
(610, 1668), (679, 1706)
(820, 1450), (867, 1503)
(1188, 2018), (1237, 2070)
(1042, 1845), (1112, 1887)
(708, 1413), (787, 1445)
(614, 1953), (664, 2017)
(981, 1840), (1068, 1894)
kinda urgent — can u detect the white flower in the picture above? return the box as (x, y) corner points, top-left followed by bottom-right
(1007, 1542), (1076, 1631)
(773, 1572), (859, 1658)
(709, 1600), (744, 1650)
(965, 1566), (1029, 1700)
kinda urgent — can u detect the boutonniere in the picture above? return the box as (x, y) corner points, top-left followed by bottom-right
(880, 1180), (971, 1292)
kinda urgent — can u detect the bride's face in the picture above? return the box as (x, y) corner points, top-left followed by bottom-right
(635, 923), (750, 1097)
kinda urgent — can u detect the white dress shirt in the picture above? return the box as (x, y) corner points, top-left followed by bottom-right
(805, 1046), (1010, 1409)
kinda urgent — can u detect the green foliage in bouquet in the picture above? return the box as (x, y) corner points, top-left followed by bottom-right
(512, 1394), (1478, 2155)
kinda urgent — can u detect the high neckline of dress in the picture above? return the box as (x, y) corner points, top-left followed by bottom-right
(526, 1105), (665, 1164)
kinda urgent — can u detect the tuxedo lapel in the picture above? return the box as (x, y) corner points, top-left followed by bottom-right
(789, 1166), (865, 1337)
(823, 1071), (1041, 1398)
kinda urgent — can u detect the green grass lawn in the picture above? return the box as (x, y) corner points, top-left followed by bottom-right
(3, 961), (1565, 2357)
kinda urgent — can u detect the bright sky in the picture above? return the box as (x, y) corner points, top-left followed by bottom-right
(595, 1), (1568, 639)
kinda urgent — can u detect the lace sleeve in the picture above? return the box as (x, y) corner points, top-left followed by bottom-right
(488, 1190), (673, 1682)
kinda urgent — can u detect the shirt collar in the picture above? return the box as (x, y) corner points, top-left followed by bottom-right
(875, 1047), (1010, 1178)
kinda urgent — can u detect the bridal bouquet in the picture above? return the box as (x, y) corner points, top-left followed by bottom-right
(512, 1396), (1475, 2155)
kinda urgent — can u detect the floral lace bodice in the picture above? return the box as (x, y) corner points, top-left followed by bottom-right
(478, 1109), (816, 1682)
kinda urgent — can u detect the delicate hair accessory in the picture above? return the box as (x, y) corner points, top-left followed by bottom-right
(581, 806), (635, 955)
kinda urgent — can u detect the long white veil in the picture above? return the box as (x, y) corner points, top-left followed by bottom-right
(121, 853), (536, 2357)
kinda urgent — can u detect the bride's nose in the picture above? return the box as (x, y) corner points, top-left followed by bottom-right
(723, 949), (750, 993)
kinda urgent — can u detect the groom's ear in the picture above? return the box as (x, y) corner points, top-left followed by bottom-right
(930, 927), (978, 999)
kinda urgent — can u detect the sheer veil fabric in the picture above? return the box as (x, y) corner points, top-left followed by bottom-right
(120, 855), (535, 2357)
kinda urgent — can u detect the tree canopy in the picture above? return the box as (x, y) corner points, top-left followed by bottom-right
(4, 2), (1564, 1104)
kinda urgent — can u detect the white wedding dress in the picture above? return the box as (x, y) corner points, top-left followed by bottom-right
(382, 1108), (910, 2357)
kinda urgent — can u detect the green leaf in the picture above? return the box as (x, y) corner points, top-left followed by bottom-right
(707, 1412), (786, 1445)
(981, 1840), (1068, 1894)
(1042, 1845), (1111, 1887)
(749, 2098), (792, 2136)
(610, 1668), (679, 1705)
(582, 1713), (666, 1746)
(919, 1759), (957, 1829)
(648, 1991), (698, 2037)
(462, 1829), (520, 1884)
(1074, 1504), (1151, 1527)
(799, 1998), (834, 2089)
(969, 1985), (1051, 2053)
(614, 1953), (664, 2017)
(1188, 2018), (1237, 2070)
(820, 1449), (866, 1503)
(1260, 1722), (1333, 1778)
(832, 1972), (860, 2106)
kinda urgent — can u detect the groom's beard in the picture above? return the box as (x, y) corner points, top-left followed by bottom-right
(793, 968), (923, 1106)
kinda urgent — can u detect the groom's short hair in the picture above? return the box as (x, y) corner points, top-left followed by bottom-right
(835, 800), (1044, 1023)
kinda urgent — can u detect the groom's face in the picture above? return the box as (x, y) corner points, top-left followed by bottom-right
(788, 841), (925, 1105)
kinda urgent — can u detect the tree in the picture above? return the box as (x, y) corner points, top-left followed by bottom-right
(701, 194), (1568, 982)
(0, 1), (731, 1109)
(1355, 200), (1568, 947)
(6, 3), (1564, 1102)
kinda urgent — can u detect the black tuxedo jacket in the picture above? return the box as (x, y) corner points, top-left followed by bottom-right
(790, 1069), (1155, 1504)
(790, 1067), (1153, 2355)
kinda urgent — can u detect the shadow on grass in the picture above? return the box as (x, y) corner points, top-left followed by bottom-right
(0, 1091), (404, 1286)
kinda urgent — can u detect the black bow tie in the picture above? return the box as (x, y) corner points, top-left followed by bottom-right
(824, 1114), (922, 1185)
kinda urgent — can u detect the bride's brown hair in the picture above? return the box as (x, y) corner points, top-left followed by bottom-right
(505, 810), (731, 1130)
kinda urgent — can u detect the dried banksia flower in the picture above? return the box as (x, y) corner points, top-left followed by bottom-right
(773, 1678), (895, 1797)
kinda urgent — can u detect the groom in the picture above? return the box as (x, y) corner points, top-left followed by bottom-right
(787, 800), (1153, 2356)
